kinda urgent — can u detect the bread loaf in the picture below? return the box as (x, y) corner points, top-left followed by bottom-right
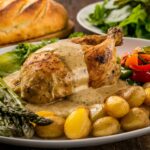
(0, 0), (68, 45)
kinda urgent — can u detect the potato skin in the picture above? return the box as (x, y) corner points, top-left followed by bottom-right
(64, 107), (91, 139)
(140, 105), (150, 117)
(143, 82), (150, 88)
(105, 96), (130, 118)
(90, 104), (106, 122)
(119, 86), (146, 107)
(120, 108), (150, 131)
(35, 111), (65, 138)
(92, 116), (120, 137)
(144, 88), (150, 106)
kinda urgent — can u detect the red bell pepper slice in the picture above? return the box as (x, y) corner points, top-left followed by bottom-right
(139, 54), (150, 63)
(130, 64), (150, 72)
(131, 71), (150, 83)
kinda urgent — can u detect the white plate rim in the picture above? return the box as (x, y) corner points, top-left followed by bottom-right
(0, 127), (150, 148)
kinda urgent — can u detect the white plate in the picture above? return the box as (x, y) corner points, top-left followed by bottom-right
(0, 38), (150, 148)
(77, 2), (149, 40)
(77, 2), (104, 35)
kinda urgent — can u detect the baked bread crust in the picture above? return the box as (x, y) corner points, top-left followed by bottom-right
(0, 0), (68, 45)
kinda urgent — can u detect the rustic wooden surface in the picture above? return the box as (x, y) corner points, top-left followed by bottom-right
(1, 0), (150, 150)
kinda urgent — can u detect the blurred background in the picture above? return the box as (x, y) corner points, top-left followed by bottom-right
(57, 0), (98, 32)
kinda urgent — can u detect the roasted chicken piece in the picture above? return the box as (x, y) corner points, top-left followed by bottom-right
(20, 27), (123, 104)
(81, 27), (122, 88)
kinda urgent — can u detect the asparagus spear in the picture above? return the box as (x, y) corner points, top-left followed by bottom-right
(0, 77), (52, 138)
(21, 117), (34, 138)
(0, 101), (52, 125)
(0, 78), (52, 125)
(0, 112), (34, 138)
(0, 112), (23, 137)
(0, 113), (12, 136)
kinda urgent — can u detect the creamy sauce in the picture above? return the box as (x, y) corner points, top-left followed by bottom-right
(26, 80), (128, 117)
(36, 40), (89, 94)
(26, 100), (83, 118)
(68, 80), (128, 105)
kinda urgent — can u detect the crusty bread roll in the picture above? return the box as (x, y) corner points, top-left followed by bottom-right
(0, 0), (68, 45)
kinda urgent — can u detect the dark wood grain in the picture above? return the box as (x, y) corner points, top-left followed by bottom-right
(57, 0), (98, 33)
(1, 0), (150, 150)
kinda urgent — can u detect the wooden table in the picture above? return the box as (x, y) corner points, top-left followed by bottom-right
(1, 0), (150, 150)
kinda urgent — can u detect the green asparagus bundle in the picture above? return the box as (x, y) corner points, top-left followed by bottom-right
(0, 78), (52, 138)
(0, 101), (52, 125)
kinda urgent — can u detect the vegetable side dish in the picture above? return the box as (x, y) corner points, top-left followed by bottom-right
(88, 0), (150, 39)
(120, 46), (150, 84)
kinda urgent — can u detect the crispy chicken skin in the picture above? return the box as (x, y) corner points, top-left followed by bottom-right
(21, 52), (73, 104)
(80, 27), (123, 88)
(20, 27), (123, 104)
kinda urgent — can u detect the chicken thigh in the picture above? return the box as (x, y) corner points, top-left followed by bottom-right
(20, 27), (123, 104)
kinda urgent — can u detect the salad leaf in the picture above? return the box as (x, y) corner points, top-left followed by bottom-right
(105, 5), (131, 23)
(104, 0), (118, 9)
(145, 18), (150, 32)
(69, 32), (85, 38)
(119, 5), (147, 38)
(119, 5), (146, 27)
(0, 38), (58, 77)
(88, 4), (105, 26)
(87, 0), (150, 39)
(114, 0), (131, 6)
(134, 0), (150, 3)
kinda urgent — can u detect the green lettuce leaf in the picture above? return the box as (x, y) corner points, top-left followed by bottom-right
(145, 18), (150, 32)
(88, 4), (105, 26)
(69, 32), (85, 38)
(0, 39), (58, 77)
(119, 5), (147, 27)
(105, 5), (131, 23)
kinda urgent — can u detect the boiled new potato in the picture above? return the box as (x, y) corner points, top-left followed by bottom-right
(140, 105), (150, 117)
(143, 82), (150, 88)
(64, 107), (91, 139)
(105, 96), (130, 118)
(92, 116), (120, 137)
(119, 86), (146, 107)
(90, 104), (106, 122)
(35, 111), (65, 138)
(144, 88), (150, 106)
(120, 108), (150, 131)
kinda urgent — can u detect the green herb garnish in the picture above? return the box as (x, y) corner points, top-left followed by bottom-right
(69, 32), (85, 38)
(0, 38), (58, 77)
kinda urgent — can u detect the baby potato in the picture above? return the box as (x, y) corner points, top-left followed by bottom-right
(64, 107), (91, 139)
(90, 104), (106, 122)
(144, 88), (150, 106)
(35, 111), (65, 138)
(36, 111), (55, 117)
(120, 108), (150, 131)
(105, 96), (130, 118)
(140, 105), (150, 117)
(143, 82), (150, 88)
(92, 116), (120, 137)
(119, 86), (146, 107)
